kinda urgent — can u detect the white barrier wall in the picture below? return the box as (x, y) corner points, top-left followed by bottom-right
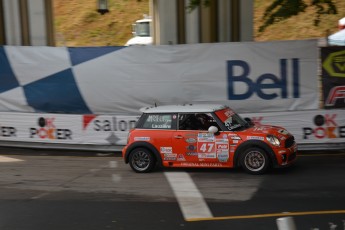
(0, 110), (344, 148)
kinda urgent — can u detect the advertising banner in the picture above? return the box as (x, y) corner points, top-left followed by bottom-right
(0, 40), (318, 114)
(243, 110), (345, 145)
(1, 110), (344, 149)
(0, 112), (138, 146)
(321, 46), (345, 109)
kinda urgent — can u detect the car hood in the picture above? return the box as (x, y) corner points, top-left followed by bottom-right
(244, 125), (292, 139)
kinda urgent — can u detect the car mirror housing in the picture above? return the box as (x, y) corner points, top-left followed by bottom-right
(208, 126), (218, 134)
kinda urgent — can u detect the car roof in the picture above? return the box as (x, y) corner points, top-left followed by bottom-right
(140, 104), (228, 113)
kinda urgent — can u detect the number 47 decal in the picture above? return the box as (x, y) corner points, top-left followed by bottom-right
(198, 143), (215, 153)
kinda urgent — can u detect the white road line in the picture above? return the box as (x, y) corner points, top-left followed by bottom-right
(109, 160), (121, 182)
(164, 172), (213, 220)
(109, 161), (118, 168)
(31, 192), (49, 200)
(112, 174), (121, 183)
(0, 156), (24, 162)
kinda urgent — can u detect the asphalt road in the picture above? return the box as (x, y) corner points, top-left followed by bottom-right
(0, 147), (344, 230)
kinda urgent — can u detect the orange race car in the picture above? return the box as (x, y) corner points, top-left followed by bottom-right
(122, 104), (297, 174)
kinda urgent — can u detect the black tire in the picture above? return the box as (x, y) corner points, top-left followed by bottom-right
(240, 147), (270, 175)
(128, 148), (156, 173)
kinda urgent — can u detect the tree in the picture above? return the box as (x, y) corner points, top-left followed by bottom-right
(259, 0), (337, 32)
(187, 0), (337, 32)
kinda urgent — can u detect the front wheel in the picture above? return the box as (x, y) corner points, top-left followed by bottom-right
(240, 147), (270, 174)
(129, 148), (156, 173)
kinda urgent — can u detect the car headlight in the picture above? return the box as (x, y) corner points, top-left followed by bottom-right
(266, 135), (281, 147)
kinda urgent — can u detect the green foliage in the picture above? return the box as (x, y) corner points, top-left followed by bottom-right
(187, 0), (210, 12)
(311, 0), (337, 26)
(259, 0), (337, 32)
(187, 0), (337, 33)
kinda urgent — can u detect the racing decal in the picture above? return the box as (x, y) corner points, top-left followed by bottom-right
(179, 162), (224, 167)
(134, 137), (150, 141)
(186, 145), (197, 151)
(146, 114), (172, 129)
(196, 133), (231, 160)
(228, 133), (241, 140)
(215, 136), (228, 143)
(177, 154), (186, 161)
(215, 108), (235, 122)
(186, 144), (198, 156)
(164, 153), (177, 161)
(185, 138), (196, 143)
(160, 147), (172, 154)
(247, 136), (264, 140)
(278, 129), (289, 135)
(253, 127), (269, 132)
(197, 133), (217, 158)
(198, 152), (216, 159)
(216, 142), (229, 162)
(197, 133), (215, 142)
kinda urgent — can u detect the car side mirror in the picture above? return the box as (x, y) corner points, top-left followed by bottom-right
(208, 126), (218, 134)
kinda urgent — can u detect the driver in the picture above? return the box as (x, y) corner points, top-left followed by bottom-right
(195, 114), (211, 130)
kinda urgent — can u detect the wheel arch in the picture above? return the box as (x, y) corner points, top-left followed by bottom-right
(124, 141), (162, 166)
(233, 140), (278, 167)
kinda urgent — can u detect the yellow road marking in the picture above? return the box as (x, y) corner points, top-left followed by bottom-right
(186, 210), (345, 222)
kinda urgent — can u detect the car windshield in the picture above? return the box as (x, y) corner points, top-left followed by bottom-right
(215, 108), (250, 131)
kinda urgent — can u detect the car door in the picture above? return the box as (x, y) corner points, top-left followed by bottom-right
(171, 113), (225, 166)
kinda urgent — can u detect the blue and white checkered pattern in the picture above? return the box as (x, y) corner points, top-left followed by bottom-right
(0, 46), (124, 114)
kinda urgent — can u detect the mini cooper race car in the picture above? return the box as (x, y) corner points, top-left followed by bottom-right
(122, 104), (297, 174)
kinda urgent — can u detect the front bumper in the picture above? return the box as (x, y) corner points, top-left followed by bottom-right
(275, 143), (298, 167)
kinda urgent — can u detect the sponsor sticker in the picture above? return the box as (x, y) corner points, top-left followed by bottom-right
(198, 153), (217, 159)
(216, 143), (229, 162)
(278, 129), (289, 135)
(185, 138), (196, 143)
(180, 162), (223, 167)
(186, 145), (197, 151)
(164, 153), (177, 161)
(134, 137), (150, 141)
(160, 147), (172, 154)
(217, 150), (229, 162)
(247, 136), (264, 140)
(177, 154), (186, 161)
(215, 138), (228, 143)
(197, 133), (215, 142)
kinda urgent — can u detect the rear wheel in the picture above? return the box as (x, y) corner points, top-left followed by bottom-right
(240, 147), (270, 174)
(129, 148), (156, 173)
